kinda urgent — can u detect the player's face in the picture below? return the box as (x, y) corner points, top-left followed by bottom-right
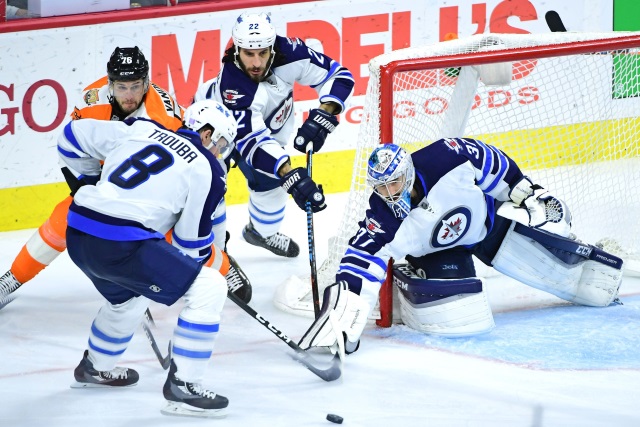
(374, 176), (406, 202)
(238, 47), (272, 83)
(112, 79), (146, 114)
(204, 133), (230, 158)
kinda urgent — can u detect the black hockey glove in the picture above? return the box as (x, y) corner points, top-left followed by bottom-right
(280, 167), (326, 213)
(293, 108), (339, 154)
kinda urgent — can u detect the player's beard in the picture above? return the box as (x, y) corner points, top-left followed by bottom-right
(239, 61), (267, 83)
(117, 97), (142, 115)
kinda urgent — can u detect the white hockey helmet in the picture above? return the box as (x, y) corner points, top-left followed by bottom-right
(367, 144), (416, 219)
(232, 12), (277, 49)
(184, 100), (238, 160)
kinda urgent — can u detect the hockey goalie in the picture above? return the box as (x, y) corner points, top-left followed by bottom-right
(297, 139), (624, 355)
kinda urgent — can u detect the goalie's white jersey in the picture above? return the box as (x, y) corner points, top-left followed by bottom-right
(337, 138), (524, 292)
(57, 118), (226, 262)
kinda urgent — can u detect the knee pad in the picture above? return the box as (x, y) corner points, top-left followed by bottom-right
(181, 267), (227, 323)
(392, 263), (494, 337)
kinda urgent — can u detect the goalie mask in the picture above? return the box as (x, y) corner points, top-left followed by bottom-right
(367, 144), (416, 219)
(232, 12), (277, 76)
(184, 100), (238, 160)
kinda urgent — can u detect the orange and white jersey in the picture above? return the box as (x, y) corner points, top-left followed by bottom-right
(70, 76), (184, 131)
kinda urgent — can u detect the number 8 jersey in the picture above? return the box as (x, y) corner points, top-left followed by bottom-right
(57, 117), (226, 262)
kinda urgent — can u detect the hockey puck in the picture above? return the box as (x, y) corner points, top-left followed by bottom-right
(326, 413), (343, 424)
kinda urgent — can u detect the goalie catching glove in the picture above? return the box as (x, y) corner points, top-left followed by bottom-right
(280, 167), (326, 213)
(501, 176), (572, 237)
(294, 108), (339, 153)
(298, 281), (370, 355)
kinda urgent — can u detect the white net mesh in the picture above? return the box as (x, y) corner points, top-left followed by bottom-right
(316, 32), (640, 313)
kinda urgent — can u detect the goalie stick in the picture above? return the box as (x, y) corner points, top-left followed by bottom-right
(142, 308), (171, 370)
(305, 146), (321, 318)
(226, 291), (342, 382)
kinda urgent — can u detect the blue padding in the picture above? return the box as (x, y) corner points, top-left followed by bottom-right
(513, 224), (623, 270)
(392, 263), (482, 305)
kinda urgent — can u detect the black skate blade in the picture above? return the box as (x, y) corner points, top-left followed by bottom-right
(290, 350), (342, 382)
(70, 381), (137, 389)
(161, 401), (227, 418)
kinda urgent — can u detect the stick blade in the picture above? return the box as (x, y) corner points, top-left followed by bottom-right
(545, 10), (567, 32)
(291, 351), (342, 382)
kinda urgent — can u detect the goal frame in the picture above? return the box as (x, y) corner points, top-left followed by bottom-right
(375, 34), (640, 327)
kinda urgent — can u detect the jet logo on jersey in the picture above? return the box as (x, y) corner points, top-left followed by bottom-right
(223, 89), (245, 105)
(430, 206), (471, 248)
(365, 217), (385, 236)
(443, 138), (462, 154)
(286, 37), (302, 50)
(267, 94), (294, 133)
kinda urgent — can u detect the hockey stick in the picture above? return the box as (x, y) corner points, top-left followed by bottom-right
(545, 10), (567, 32)
(305, 146), (321, 319)
(142, 309), (171, 370)
(226, 290), (342, 382)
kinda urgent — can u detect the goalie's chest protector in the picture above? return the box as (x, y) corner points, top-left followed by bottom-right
(386, 162), (490, 259)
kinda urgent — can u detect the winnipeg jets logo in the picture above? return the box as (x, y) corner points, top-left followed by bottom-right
(430, 207), (471, 248)
(443, 138), (462, 153)
(223, 89), (244, 105)
(266, 94), (294, 132)
(365, 217), (384, 235)
(441, 217), (463, 240)
(287, 37), (302, 49)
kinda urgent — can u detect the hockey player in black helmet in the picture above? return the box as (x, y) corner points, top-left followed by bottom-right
(106, 46), (151, 117)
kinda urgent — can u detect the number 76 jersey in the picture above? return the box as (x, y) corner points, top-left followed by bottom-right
(57, 117), (225, 261)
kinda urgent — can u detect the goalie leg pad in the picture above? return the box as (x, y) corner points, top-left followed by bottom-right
(492, 223), (622, 307)
(393, 264), (494, 337)
(298, 281), (370, 351)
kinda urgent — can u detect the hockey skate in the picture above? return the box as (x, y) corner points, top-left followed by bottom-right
(71, 350), (139, 388)
(0, 271), (21, 310)
(226, 255), (252, 303)
(161, 359), (228, 418)
(242, 221), (300, 258)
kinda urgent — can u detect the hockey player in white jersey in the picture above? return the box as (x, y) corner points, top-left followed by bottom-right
(59, 100), (237, 418)
(193, 11), (354, 258)
(298, 140), (624, 355)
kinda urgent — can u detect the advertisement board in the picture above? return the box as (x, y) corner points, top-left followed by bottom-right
(0, 0), (616, 229)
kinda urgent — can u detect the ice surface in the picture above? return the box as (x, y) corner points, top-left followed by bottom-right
(1, 193), (639, 426)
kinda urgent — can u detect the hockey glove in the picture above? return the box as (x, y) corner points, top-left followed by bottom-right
(280, 167), (326, 213)
(293, 108), (339, 153)
(502, 177), (572, 237)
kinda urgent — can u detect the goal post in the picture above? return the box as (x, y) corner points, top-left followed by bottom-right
(275, 31), (640, 328)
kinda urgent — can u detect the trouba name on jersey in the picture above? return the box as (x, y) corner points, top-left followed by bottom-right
(148, 129), (199, 163)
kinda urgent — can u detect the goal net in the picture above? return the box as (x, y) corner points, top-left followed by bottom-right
(275, 31), (640, 327)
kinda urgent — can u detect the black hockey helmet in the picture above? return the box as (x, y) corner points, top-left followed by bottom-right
(107, 46), (149, 83)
